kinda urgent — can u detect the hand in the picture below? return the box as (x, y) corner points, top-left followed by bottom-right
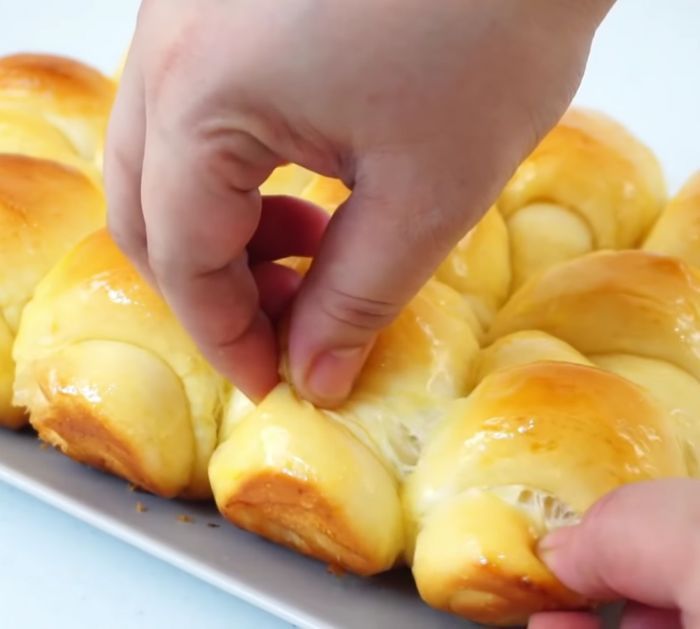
(105, 0), (612, 404)
(530, 479), (700, 629)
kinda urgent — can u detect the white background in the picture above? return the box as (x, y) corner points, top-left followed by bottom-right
(0, 1), (699, 628)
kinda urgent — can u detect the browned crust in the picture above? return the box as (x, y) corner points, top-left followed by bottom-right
(0, 53), (115, 113)
(0, 408), (29, 430)
(30, 394), (179, 499)
(418, 555), (589, 627)
(221, 471), (385, 576)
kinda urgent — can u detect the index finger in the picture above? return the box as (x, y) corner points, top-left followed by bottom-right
(140, 111), (282, 399)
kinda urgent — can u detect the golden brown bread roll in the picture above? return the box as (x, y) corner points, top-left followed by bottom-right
(209, 278), (480, 574)
(489, 249), (700, 474)
(13, 229), (227, 498)
(0, 154), (104, 428)
(643, 170), (700, 268)
(0, 53), (115, 168)
(435, 206), (511, 332)
(498, 108), (667, 289)
(404, 361), (685, 626)
(0, 107), (100, 182)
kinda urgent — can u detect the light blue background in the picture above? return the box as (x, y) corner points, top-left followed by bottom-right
(0, 483), (289, 629)
(1, 1), (699, 628)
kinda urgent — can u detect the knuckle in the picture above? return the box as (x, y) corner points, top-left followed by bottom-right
(317, 287), (399, 332)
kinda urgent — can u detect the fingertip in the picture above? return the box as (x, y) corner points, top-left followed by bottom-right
(537, 524), (577, 575)
(300, 343), (373, 408)
(620, 603), (682, 629)
(215, 309), (281, 403)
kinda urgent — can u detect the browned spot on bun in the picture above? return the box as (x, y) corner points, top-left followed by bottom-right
(442, 559), (589, 627)
(30, 395), (178, 499)
(223, 471), (384, 576)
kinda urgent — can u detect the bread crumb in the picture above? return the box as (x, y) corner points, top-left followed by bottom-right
(135, 501), (147, 513)
(38, 442), (49, 451)
(177, 514), (193, 523)
(327, 564), (346, 577)
(127, 483), (136, 492)
(206, 522), (220, 529)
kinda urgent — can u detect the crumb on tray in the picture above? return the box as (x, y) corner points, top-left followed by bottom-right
(327, 564), (346, 578)
(177, 514), (193, 524)
(136, 501), (148, 513)
(207, 522), (220, 528)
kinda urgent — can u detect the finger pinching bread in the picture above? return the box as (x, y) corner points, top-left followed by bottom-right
(4, 45), (700, 627)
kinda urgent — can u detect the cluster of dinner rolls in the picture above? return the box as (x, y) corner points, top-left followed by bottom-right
(4, 45), (700, 627)
(0, 53), (113, 428)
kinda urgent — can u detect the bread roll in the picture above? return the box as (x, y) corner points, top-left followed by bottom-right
(0, 107), (99, 182)
(260, 163), (351, 214)
(405, 361), (685, 626)
(435, 206), (511, 332)
(0, 53), (115, 167)
(0, 155), (104, 428)
(498, 108), (666, 289)
(209, 278), (480, 574)
(13, 229), (227, 498)
(643, 170), (700, 268)
(489, 249), (700, 474)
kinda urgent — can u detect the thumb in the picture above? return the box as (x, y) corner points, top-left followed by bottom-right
(288, 152), (492, 407)
(538, 479), (700, 614)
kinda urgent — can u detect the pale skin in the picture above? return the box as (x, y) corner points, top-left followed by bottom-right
(104, 1), (698, 626)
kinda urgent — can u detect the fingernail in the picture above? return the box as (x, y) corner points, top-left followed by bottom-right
(305, 346), (367, 406)
(537, 525), (575, 568)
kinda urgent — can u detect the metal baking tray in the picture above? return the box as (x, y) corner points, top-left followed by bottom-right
(0, 428), (480, 629)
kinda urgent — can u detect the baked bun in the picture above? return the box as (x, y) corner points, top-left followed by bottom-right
(404, 361), (684, 626)
(435, 206), (511, 333)
(209, 279), (480, 574)
(0, 155), (104, 427)
(12, 229), (227, 498)
(643, 170), (700, 268)
(489, 249), (700, 474)
(401, 249), (699, 625)
(0, 53), (115, 168)
(498, 108), (666, 289)
(0, 107), (99, 182)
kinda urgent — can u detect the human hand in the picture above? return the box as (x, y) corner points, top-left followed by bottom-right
(530, 479), (700, 629)
(105, 0), (613, 404)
